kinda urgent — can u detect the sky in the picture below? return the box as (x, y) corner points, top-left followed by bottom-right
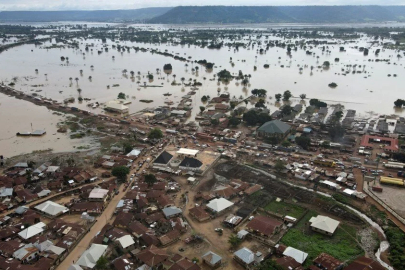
(1, 0), (405, 11)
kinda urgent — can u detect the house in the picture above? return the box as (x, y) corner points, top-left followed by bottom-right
(18, 222), (46, 240)
(114, 212), (133, 228)
(246, 216), (283, 237)
(113, 255), (135, 270)
(344, 256), (385, 270)
(127, 221), (149, 239)
(13, 243), (39, 263)
(233, 247), (255, 268)
(162, 206), (182, 219)
(89, 188), (109, 202)
(223, 214), (243, 227)
(189, 206), (210, 222)
(282, 246), (308, 265)
(206, 198), (234, 214)
(167, 255), (201, 270)
(34, 200), (69, 217)
(153, 151), (173, 167)
(179, 157), (203, 172)
(276, 256), (303, 270)
(311, 253), (343, 270)
(76, 244), (107, 269)
(202, 251), (222, 268)
(158, 229), (181, 246)
(309, 215), (340, 236)
(244, 184), (262, 195)
(214, 186), (237, 199)
(135, 245), (168, 268)
(105, 100), (129, 113)
(0, 240), (23, 257)
(116, 235), (135, 251)
(257, 120), (291, 139)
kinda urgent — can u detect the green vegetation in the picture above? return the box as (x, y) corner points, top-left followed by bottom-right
(385, 225), (405, 269)
(117, 92), (126, 99)
(394, 99), (405, 108)
(111, 166), (130, 182)
(242, 110), (271, 126)
(295, 136), (311, 150)
(229, 116), (241, 127)
(275, 93), (282, 102)
(274, 160), (286, 173)
(281, 210), (363, 267)
(245, 190), (273, 208)
(251, 89), (267, 97)
(144, 174), (157, 186)
(309, 99), (327, 108)
(70, 132), (85, 139)
(328, 82), (338, 88)
(264, 200), (306, 218)
(148, 128), (163, 139)
(95, 256), (109, 269)
(217, 69), (232, 80)
(283, 90), (292, 101)
(163, 63), (172, 70)
(256, 259), (284, 270)
(228, 234), (242, 249)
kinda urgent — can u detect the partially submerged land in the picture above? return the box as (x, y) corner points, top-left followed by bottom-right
(0, 23), (405, 270)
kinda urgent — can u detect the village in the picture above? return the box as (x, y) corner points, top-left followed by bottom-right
(1, 74), (405, 270)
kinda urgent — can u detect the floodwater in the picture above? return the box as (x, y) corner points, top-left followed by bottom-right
(0, 94), (92, 158)
(1, 26), (405, 156)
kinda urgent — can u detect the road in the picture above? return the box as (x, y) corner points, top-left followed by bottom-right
(56, 183), (128, 269)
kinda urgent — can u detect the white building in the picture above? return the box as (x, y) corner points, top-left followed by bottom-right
(309, 215), (340, 236)
(105, 100), (129, 113)
(206, 198), (234, 214)
(89, 188), (109, 202)
(77, 244), (108, 269)
(35, 200), (69, 217)
(18, 222), (46, 240)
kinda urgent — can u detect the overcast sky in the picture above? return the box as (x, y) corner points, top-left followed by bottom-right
(1, 0), (405, 11)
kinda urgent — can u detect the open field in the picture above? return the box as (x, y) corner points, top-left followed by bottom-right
(264, 200), (306, 219)
(281, 210), (364, 267)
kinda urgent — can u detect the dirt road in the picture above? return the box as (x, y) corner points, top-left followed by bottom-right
(56, 183), (128, 269)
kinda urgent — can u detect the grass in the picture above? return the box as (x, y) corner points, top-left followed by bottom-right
(281, 210), (363, 267)
(246, 190), (273, 208)
(264, 200), (306, 218)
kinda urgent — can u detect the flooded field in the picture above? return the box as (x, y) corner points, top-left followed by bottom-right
(1, 24), (405, 156)
(0, 94), (93, 157)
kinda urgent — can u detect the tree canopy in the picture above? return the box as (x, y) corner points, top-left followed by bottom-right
(148, 128), (163, 139)
(117, 92), (126, 99)
(295, 136), (311, 150)
(144, 174), (157, 186)
(229, 116), (241, 127)
(251, 89), (267, 97)
(95, 256), (109, 270)
(217, 69), (232, 80)
(283, 90), (292, 101)
(112, 166), (130, 182)
(309, 98), (327, 108)
(243, 110), (271, 126)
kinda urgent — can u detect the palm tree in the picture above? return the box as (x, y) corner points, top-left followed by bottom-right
(69, 77), (72, 82)
(88, 76), (92, 82)
(156, 68), (160, 74)
(130, 71), (135, 78)
(80, 70), (83, 76)
(44, 74), (48, 80)
(173, 74), (176, 81)
(75, 77), (79, 86)
(181, 77), (185, 85)
(122, 69), (128, 75)
(77, 88), (82, 94)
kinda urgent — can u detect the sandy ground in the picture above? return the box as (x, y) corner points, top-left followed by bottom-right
(370, 184), (405, 218)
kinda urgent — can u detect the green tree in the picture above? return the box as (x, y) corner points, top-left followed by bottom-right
(256, 259), (284, 270)
(255, 99), (266, 108)
(95, 256), (109, 270)
(229, 117), (241, 127)
(199, 106), (206, 114)
(281, 105), (292, 116)
(323, 61), (330, 67)
(295, 136), (311, 150)
(217, 69), (232, 80)
(211, 119), (219, 126)
(274, 160), (286, 173)
(122, 142), (133, 154)
(243, 110), (259, 125)
(112, 166), (130, 182)
(275, 93), (282, 102)
(283, 90), (292, 101)
(394, 99), (405, 108)
(201, 95), (208, 102)
(144, 174), (157, 186)
(228, 234), (242, 249)
(299, 94), (306, 100)
(281, 141), (291, 147)
(117, 92), (126, 99)
(148, 128), (163, 139)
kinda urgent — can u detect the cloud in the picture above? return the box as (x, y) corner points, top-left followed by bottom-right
(1, 0), (405, 11)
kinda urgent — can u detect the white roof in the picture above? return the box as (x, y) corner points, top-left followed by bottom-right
(127, 149), (141, 157)
(77, 244), (107, 269)
(206, 198), (234, 212)
(177, 148), (199, 156)
(37, 189), (51, 197)
(309, 215), (340, 234)
(89, 188), (109, 199)
(117, 235), (135, 249)
(46, 166), (60, 172)
(237, 229), (249, 239)
(283, 247), (308, 264)
(68, 265), (84, 270)
(106, 100), (129, 111)
(35, 200), (68, 216)
(343, 189), (356, 195)
(234, 247), (255, 264)
(321, 180), (338, 188)
(18, 222), (46, 239)
(187, 177), (196, 182)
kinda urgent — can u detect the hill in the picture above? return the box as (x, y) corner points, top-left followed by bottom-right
(0, 7), (172, 22)
(148, 6), (405, 24)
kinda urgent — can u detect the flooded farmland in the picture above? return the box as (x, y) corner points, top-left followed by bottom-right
(1, 24), (405, 155)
